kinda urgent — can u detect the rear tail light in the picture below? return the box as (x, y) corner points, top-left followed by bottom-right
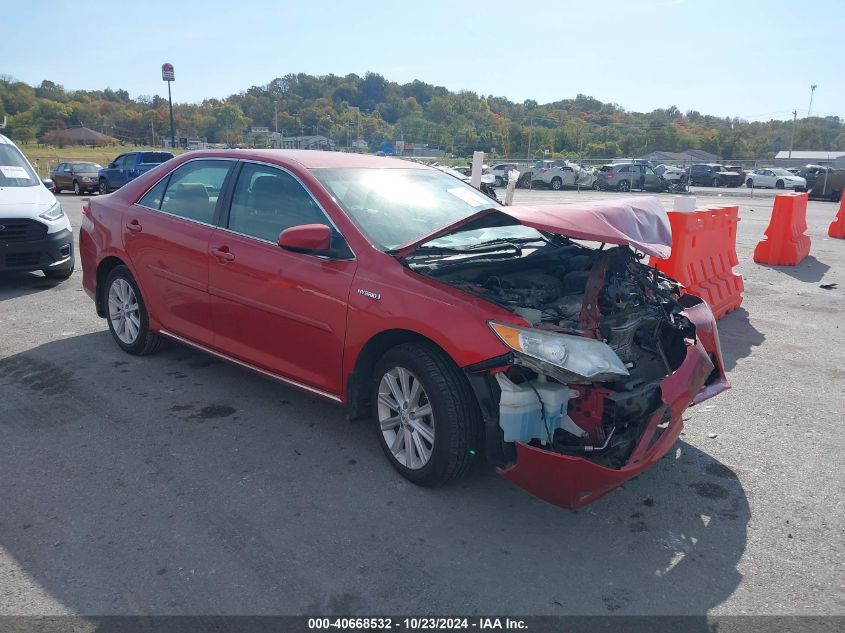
(82, 203), (91, 217)
(606, 173), (615, 178)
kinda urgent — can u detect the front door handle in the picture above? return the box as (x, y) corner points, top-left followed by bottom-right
(211, 246), (235, 262)
(125, 219), (142, 232)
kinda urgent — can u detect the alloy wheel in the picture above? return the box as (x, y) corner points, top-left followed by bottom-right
(377, 366), (435, 470)
(108, 278), (141, 345)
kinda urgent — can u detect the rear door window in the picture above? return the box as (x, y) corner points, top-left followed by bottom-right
(156, 160), (234, 224)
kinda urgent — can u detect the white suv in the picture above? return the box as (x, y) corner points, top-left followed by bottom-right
(0, 134), (74, 278)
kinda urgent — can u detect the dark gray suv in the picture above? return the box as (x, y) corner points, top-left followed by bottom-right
(595, 163), (664, 192)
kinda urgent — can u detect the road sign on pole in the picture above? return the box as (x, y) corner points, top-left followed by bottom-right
(161, 63), (176, 149)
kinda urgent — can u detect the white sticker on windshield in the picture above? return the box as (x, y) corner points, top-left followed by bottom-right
(0, 165), (30, 179)
(447, 187), (489, 207)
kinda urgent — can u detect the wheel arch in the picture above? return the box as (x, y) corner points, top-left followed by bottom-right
(346, 328), (461, 420)
(94, 255), (128, 317)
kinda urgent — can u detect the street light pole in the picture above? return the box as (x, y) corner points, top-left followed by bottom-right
(808, 84), (817, 117)
(788, 109), (798, 159)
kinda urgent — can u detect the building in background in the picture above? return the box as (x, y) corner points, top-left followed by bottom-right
(773, 150), (845, 168)
(639, 149), (722, 165)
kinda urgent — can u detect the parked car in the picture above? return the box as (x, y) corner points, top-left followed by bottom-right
(688, 164), (742, 187)
(530, 160), (595, 190)
(594, 163), (665, 192)
(802, 166), (845, 201)
(489, 162), (519, 187)
(744, 168), (807, 190)
(797, 164), (827, 189)
(785, 167), (802, 175)
(0, 133), (75, 278)
(50, 161), (102, 195)
(654, 164), (687, 183)
(98, 151), (174, 194)
(79, 150), (728, 509)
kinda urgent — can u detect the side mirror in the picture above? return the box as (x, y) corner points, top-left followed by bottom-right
(42, 179), (54, 190)
(108, 162), (116, 169)
(278, 224), (332, 253)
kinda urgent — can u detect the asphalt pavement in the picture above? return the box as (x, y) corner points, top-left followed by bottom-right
(0, 189), (843, 616)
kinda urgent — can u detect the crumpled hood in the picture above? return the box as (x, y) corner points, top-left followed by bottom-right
(391, 196), (673, 259)
(504, 196), (672, 259)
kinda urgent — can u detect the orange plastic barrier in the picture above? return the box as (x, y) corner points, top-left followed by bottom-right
(753, 192), (811, 265)
(828, 196), (845, 239)
(649, 205), (744, 320)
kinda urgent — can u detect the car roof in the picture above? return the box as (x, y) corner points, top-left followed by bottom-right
(0, 133), (16, 146)
(175, 149), (426, 170)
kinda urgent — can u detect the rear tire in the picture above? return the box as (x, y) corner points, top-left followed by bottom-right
(711, 177), (721, 187)
(371, 342), (480, 487)
(616, 180), (631, 192)
(104, 265), (164, 356)
(550, 177), (563, 190)
(494, 176), (504, 187)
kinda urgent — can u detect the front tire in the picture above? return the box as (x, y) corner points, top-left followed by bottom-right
(99, 178), (109, 195)
(616, 179), (631, 192)
(73, 180), (81, 195)
(494, 176), (504, 187)
(776, 179), (785, 189)
(104, 266), (163, 355)
(372, 342), (480, 487)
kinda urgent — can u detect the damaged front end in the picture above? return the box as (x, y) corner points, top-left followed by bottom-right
(407, 225), (729, 509)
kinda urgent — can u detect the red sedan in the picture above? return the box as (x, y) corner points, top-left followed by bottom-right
(79, 150), (729, 509)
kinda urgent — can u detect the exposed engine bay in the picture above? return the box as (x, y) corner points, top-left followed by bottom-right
(408, 237), (699, 469)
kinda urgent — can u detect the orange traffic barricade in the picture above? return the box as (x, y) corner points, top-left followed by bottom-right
(828, 196), (845, 239)
(649, 205), (744, 320)
(753, 192), (811, 265)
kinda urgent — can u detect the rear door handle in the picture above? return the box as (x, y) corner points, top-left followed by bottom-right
(211, 246), (235, 262)
(125, 219), (142, 232)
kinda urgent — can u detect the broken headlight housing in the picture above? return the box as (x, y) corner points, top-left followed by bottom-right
(489, 321), (629, 383)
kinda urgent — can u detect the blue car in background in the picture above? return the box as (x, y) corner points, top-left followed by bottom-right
(98, 151), (173, 194)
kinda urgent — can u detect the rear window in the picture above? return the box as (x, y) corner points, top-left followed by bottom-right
(599, 166), (613, 172)
(140, 152), (174, 164)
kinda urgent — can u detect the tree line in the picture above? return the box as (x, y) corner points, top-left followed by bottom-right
(1, 72), (843, 159)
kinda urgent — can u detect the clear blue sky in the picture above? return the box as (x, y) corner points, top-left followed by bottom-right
(3, 0), (843, 122)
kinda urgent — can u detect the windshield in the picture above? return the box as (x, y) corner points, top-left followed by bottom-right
(72, 162), (102, 172)
(0, 144), (40, 188)
(311, 167), (500, 250)
(771, 169), (794, 176)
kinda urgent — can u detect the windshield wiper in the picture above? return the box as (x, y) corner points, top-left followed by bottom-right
(464, 236), (547, 250)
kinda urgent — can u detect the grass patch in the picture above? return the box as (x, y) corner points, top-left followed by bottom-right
(17, 145), (187, 178)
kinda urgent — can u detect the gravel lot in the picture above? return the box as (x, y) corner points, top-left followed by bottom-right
(1, 188), (843, 616)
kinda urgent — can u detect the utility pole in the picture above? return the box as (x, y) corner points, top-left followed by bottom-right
(808, 84), (817, 117)
(274, 102), (279, 133)
(788, 109), (798, 159)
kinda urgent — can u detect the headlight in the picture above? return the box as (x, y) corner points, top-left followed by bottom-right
(489, 322), (629, 382)
(39, 201), (64, 221)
